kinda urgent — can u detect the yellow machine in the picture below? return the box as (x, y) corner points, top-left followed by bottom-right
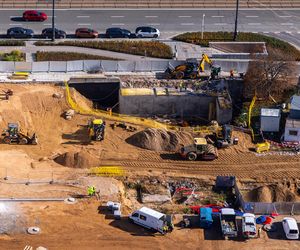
(165, 54), (221, 79)
(88, 119), (105, 141)
(255, 142), (270, 153)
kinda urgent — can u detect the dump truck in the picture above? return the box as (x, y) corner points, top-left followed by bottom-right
(88, 119), (105, 141)
(180, 137), (218, 161)
(219, 208), (238, 239)
(129, 207), (173, 234)
(2, 123), (38, 145)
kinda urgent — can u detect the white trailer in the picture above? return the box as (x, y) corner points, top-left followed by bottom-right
(242, 213), (257, 238)
(129, 207), (172, 234)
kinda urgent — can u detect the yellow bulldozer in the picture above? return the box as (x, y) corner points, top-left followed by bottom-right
(88, 119), (106, 141)
(165, 54), (221, 80)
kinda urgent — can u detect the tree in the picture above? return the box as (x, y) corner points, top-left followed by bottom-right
(244, 48), (297, 100)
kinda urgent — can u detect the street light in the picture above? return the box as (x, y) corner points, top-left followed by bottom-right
(52, 0), (55, 42)
(201, 14), (205, 40)
(233, 0), (239, 41)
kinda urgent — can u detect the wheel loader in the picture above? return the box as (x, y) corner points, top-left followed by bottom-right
(180, 137), (218, 161)
(88, 119), (105, 141)
(2, 123), (38, 145)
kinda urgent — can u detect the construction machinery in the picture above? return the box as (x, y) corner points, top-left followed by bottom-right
(165, 54), (221, 80)
(180, 137), (218, 161)
(212, 124), (239, 149)
(2, 123), (38, 145)
(88, 118), (105, 141)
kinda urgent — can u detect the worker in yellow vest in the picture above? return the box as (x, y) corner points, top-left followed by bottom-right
(87, 186), (96, 196)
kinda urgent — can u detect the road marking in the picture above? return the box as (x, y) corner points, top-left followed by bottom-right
(145, 16), (158, 18)
(252, 31), (258, 33)
(147, 23), (160, 26)
(274, 31), (280, 34)
(279, 15), (292, 18)
(297, 31), (300, 34)
(246, 15), (258, 18)
(77, 23), (91, 26)
(48, 16), (56, 18)
(111, 23), (124, 26)
(178, 16), (191, 18)
(43, 23), (52, 26)
(285, 31), (292, 34)
(248, 23), (261, 25)
(214, 23), (227, 25)
(180, 23), (194, 25)
(111, 16), (124, 18)
(9, 16), (19, 18)
(281, 23), (293, 25)
(77, 16), (90, 18)
(263, 32), (269, 34)
(9, 23), (22, 25)
(211, 15), (224, 18)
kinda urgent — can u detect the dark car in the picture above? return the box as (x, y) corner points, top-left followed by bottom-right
(42, 28), (66, 39)
(23, 10), (47, 21)
(7, 27), (34, 39)
(75, 28), (98, 38)
(105, 28), (131, 38)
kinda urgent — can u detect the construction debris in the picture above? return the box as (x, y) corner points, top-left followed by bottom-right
(64, 109), (75, 120)
(27, 227), (41, 235)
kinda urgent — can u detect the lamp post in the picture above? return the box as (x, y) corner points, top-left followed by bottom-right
(233, 0), (239, 41)
(52, 0), (55, 42)
(201, 14), (205, 40)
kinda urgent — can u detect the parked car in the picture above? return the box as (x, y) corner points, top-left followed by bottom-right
(242, 213), (257, 238)
(23, 10), (47, 21)
(7, 27), (34, 39)
(282, 217), (299, 240)
(135, 26), (160, 38)
(75, 28), (98, 38)
(199, 207), (213, 229)
(129, 207), (173, 234)
(219, 208), (238, 239)
(105, 28), (131, 38)
(42, 28), (66, 39)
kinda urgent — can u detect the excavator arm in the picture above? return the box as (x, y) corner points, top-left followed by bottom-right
(198, 54), (213, 72)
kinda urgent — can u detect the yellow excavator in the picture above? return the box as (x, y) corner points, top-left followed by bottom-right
(165, 54), (221, 80)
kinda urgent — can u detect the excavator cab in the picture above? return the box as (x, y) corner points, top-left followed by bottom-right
(88, 119), (105, 141)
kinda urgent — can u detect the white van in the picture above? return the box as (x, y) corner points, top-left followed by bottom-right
(282, 217), (299, 240)
(242, 213), (256, 238)
(129, 207), (172, 234)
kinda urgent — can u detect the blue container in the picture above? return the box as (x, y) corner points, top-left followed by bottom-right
(199, 207), (213, 229)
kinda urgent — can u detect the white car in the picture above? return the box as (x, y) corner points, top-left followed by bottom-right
(135, 26), (160, 38)
(242, 213), (257, 238)
(282, 217), (299, 240)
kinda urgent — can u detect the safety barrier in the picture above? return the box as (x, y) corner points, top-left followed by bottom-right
(0, 59), (251, 74)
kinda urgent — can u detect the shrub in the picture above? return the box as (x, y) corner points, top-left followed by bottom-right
(34, 40), (173, 59)
(173, 32), (300, 61)
(2, 50), (25, 61)
(0, 40), (25, 46)
(36, 51), (119, 61)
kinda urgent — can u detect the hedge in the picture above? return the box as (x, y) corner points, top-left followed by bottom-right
(0, 40), (25, 46)
(36, 51), (119, 61)
(0, 50), (24, 61)
(34, 40), (173, 59)
(173, 32), (300, 61)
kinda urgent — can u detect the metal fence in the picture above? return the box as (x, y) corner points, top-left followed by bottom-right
(2, 59), (251, 74)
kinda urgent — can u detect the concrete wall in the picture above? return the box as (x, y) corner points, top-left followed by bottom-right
(119, 93), (216, 120)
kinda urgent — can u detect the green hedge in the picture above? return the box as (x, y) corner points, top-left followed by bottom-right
(34, 40), (173, 59)
(0, 50), (24, 61)
(0, 40), (25, 46)
(36, 51), (119, 61)
(173, 32), (300, 61)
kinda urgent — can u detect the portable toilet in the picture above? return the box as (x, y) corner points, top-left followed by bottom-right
(199, 207), (213, 229)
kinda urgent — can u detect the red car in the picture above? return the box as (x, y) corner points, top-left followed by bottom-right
(23, 10), (47, 22)
(75, 28), (98, 38)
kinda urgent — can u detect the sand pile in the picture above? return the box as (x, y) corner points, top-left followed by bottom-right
(126, 128), (193, 151)
(54, 150), (100, 168)
(254, 184), (298, 202)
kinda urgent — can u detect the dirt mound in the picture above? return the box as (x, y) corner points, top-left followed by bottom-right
(256, 186), (273, 202)
(54, 150), (100, 168)
(126, 128), (193, 151)
(254, 184), (298, 202)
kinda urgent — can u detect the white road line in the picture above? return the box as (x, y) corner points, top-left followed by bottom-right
(178, 16), (191, 18)
(9, 16), (19, 18)
(248, 23), (261, 25)
(145, 16), (158, 18)
(252, 31), (258, 33)
(279, 16), (292, 18)
(48, 16), (56, 18)
(9, 23), (22, 25)
(281, 23), (294, 25)
(147, 23), (160, 25)
(111, 23), (124, 26)
(297, 31), (300, 34)
(246, 15), (259, 18)
(214, 23), (227, 25)
(111, 16), (124, 18)
(263, 32), (269, 34)
(274, 31), (280, 34)
(43, 23), (52, 26)
(285, 31), (292, 34)
(77, 23), (91, 26)
(180, 23), (194, 25)
(77, 16), (90, 18)
(211, 15), (224, 18)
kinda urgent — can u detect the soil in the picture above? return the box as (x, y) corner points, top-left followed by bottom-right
(0, 83), (299, 249)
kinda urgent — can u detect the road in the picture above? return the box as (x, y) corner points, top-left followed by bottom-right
(2, 8), (300, 47)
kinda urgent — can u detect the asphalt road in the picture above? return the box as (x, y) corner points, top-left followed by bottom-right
(1, 8), (300, 47)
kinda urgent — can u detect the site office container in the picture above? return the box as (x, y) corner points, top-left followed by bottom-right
(199, 207), (213, 229)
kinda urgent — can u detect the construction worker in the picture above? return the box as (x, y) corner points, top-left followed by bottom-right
(163, 224), (169, 234)
(87, 186), (96, 196)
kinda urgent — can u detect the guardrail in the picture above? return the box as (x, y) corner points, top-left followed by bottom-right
(1, 59), (250, 74)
